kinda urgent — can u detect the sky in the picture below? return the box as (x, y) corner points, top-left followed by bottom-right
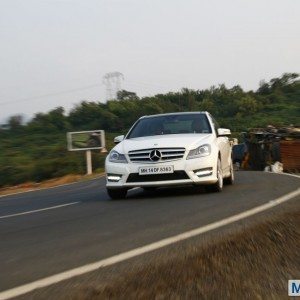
(0, 0), (299, 123)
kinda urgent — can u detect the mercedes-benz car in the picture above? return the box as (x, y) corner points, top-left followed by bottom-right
(105, 112), (234, 199)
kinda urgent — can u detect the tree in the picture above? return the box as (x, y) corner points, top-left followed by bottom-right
(270, 73), (299, 88)
(237, 96), (260, 115)
(117, 90), (139, 101)
(28, 107), (67, 132)
(8, 115), (23, 131)
(257, 80), (270, 95)
(199, 98), (215, 112)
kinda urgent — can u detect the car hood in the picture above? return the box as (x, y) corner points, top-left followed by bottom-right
(115, 134), (213, 153)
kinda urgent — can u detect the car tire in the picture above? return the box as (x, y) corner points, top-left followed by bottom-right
(206, 158), (223, 193)
(224, 160), (234, 185)
(107, 188), (127, 200)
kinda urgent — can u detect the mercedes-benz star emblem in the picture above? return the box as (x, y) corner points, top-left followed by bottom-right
(149, 149), (161, 162)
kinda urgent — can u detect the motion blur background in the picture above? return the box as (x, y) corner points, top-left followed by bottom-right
(0, 0), (299, 188)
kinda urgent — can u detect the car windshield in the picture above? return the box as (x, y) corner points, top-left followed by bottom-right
(127, 113), (212, 139)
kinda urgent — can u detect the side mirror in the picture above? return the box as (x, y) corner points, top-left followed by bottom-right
(114, 135), (125, 144)
(217, 128), (231, 137)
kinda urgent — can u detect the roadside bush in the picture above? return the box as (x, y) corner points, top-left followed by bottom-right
(0, 165), (31, 187)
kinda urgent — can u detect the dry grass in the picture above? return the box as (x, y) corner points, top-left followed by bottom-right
(0, 173), (104, 196)
(73, 210), (300, 300)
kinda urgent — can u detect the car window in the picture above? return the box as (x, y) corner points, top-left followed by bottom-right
(127, 114), (212, 139)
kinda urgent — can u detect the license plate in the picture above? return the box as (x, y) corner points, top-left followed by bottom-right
(138, 166), (174, 175)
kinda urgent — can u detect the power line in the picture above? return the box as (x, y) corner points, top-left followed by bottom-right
(0, 78), (174, 107)
(126, 80), (170, 90)
(0, 83), (101, 106)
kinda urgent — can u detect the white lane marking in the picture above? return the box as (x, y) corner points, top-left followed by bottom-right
(265, 171), (300, 179)
(0, 175), (105, 200)
(0, 188), (299, 300)
(0, 202), (80, 220)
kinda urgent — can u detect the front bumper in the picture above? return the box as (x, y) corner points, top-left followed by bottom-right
(105, 156), (218, 189)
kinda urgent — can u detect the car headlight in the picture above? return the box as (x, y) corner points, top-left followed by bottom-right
(187, 144), (211, 159)
(109, 150), (128, 163)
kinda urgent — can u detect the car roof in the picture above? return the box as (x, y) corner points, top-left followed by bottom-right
(140, 111), (208, 119)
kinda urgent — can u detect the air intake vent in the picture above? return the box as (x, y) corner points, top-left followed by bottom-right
(127, 171), (189, 182)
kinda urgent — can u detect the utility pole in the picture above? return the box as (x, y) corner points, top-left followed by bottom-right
(103, 72), (124, 101)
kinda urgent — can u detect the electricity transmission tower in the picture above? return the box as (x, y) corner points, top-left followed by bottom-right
(103, 72), (124, 101)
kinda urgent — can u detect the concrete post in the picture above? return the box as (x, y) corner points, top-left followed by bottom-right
(86, 150), (92, 175)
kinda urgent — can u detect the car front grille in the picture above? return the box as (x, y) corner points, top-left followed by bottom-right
(126, 171), (189, 182)
(128, 148), (185, 163)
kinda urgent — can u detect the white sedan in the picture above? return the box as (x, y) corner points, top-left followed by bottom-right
(105, 112), (234, 199)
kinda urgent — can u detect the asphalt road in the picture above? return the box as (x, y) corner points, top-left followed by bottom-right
(0, 171), (299, 296)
